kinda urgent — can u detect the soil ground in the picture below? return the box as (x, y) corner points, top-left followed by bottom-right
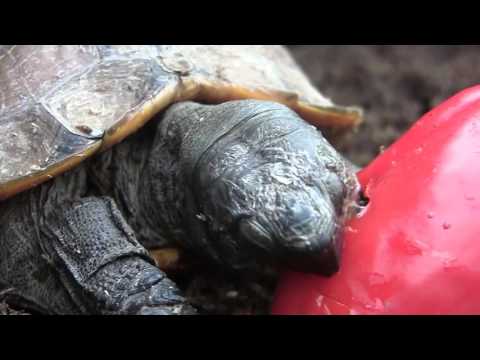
(291, 45), (480, 166)
(2, 45), (480, 315)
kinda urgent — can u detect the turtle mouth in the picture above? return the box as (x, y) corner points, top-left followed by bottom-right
(234, 209), (343, 275)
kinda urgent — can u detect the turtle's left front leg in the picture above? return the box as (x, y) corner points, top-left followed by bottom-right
(0, 171), (195, 315)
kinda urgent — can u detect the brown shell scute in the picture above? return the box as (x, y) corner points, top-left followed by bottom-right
(163, 45), (335, 108)
(0, 46), (99, 114)
(0, 104), (98, 185)
(41, 58), (175, 137)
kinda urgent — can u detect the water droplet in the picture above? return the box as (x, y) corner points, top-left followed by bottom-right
(375, 298), (385, 311)
(323, 304), (332, 315)
(315, 295), (324, 307)
(465, 194), (475, 201)
(345, 226), (359, 234)
(432, 250), (457, 269)
(196, 213), (207, 221)
(364, 298), (385, 311)
(368, 272), (386, 286)
(391, 160), (397, 167)
(379, 145), (386, 154)
(442, 222), (451, 230)
(403, 238), (429, 255)
(427, 212), (435, 219)
(226, 290), (238, 299)
(442, 257), (458, 270)
(414, 147), (423, 155)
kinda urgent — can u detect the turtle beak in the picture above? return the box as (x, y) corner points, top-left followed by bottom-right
(281, 201), (342, 275)
(237, 191), (342, 275)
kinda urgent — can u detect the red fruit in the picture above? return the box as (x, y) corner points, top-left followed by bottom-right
(272, 86), (480, 315)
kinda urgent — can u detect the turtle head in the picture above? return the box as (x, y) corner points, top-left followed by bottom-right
(187, 101), (360, 275)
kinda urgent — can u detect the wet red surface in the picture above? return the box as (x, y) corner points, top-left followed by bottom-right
(273, 86), (480, 315)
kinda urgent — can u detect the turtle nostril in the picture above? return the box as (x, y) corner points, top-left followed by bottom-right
(285, 203), (317, 231)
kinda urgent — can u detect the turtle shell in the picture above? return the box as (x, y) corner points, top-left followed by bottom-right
(0, 45), (362, 200)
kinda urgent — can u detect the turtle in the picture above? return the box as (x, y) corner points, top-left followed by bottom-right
(0, 45), (362, 315)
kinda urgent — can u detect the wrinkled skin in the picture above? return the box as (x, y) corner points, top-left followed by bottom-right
(0, 100), (359, 314)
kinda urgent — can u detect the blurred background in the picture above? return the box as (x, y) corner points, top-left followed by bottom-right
(289, 45), (480, 165)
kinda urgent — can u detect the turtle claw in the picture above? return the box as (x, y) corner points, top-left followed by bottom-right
(119, 269), (197, 315)
(138, 303), (197, 315)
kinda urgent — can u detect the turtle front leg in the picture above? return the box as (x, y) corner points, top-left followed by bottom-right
(0, 190), (195, 315)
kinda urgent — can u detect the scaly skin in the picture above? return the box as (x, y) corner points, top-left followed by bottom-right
(0, 100), (359, 314)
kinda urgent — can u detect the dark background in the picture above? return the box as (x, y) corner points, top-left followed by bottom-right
(289, 45), (480, 165)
